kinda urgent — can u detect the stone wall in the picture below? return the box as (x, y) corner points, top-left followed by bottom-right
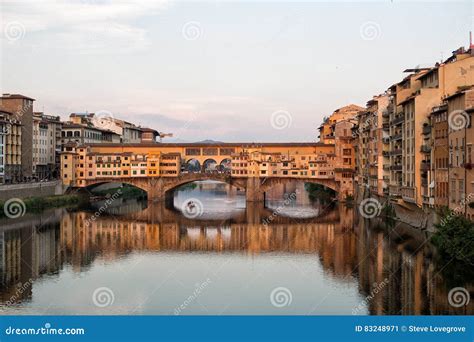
(0, 180), (65, 201)
(355, 185), (438, 233)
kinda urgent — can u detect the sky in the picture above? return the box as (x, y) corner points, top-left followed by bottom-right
(0, 0), (472, 142)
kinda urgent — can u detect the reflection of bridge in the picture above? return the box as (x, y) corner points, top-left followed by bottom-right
(62, 142), (354, 202)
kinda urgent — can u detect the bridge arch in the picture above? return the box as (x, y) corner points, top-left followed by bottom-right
(79, 180), (149, 197)
(161, 174), (247, 195)
(202, 158), (218, 173)
(184, 159), (201, 173)
(219, 158), (231, 172)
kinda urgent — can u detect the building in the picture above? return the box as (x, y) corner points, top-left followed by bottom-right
(0, 110), (22, 184)
(61, 144), (181, 187)
(352, 95), (390, 197)
(32, 112), (62, 180)
(446, 87), (474, 219)
(61, 123), (121, 145)
(0, 94), (35, 180)
(348, 45), (474, 220)
(141, 128), (160, 143)
(69, 113), (145, 144)
(430, 104), (449, 209)
(318, 104), (364, 144)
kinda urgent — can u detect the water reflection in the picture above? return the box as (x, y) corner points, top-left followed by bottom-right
(0, 182), (472, 315)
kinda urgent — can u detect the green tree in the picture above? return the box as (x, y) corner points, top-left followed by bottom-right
(432, 210), (474, 265)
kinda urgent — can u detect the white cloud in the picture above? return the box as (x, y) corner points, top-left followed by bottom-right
(1, 0), (170, 53)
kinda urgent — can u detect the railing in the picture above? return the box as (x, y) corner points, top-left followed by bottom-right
(390, 149), (402, 156)
(420, 145), (431, 153)
(390, 116), (404, 125)
(401, 186), (416, 202)
(420, 162), (430, 171)
(389, 185), (400, 196)
(422, 125), (431, 135)
(391, 165), (402, 171)
(391, 134), (402, 141)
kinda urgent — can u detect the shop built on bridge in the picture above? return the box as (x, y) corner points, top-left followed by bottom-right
(61, 142), (355, 202)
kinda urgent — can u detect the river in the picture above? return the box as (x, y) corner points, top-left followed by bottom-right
(0, 181), (472, 315)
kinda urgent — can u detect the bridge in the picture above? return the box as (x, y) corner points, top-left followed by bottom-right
(61, 142), (355, 202)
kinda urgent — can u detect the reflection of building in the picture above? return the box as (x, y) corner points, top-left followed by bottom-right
(0, 219), (61, 305)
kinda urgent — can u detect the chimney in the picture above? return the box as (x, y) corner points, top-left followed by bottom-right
(470, 32), (474, 55)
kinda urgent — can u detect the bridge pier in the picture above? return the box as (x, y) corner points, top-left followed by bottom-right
(245, 177), (265, 203)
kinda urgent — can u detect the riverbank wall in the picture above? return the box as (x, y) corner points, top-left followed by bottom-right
(354, 185), (438, 233)
(0, 180), (66, 201)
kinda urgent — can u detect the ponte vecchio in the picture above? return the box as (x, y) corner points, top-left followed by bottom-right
(61, 141), (355, 202)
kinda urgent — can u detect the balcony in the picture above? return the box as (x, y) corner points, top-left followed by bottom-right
(390, 149), (402, 156)
(389, 185), (400, 196)
(420, 162), (430, 171)
(401, 186), (416, 203)
(382, 151), (390, 157)
(422, 125), (431, 135)
(390, 116), (404, 126)
(382, 123), (390, 131)
(391, 133), (402, 141)
(382, 137), (390, 144)
(420, 145), (431, 153)
(391, 165), (402, 171)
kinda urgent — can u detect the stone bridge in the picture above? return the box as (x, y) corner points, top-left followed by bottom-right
(81, 172), (340, 202)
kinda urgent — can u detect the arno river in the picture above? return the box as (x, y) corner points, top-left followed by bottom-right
(0, 181), (472, 315)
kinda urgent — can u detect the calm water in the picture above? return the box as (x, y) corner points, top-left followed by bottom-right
(0, 181), (472, 315)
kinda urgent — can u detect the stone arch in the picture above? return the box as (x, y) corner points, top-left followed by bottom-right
(162, 174), (247, 195)
(202, 158), (218, 173)
(184, 158), (201, 173)
(219, 158), (232, 172)
(82, 180), (148, 196)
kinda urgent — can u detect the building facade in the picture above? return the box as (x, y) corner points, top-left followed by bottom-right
(0, 94), (35, 180)
(32, 113), (62, 180)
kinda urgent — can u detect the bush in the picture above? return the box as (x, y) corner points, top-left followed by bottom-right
(432, 209), (474, 265)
